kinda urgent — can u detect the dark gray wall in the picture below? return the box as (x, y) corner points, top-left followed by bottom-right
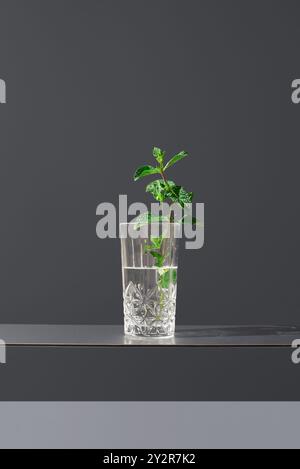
(0, 0), (299, 325)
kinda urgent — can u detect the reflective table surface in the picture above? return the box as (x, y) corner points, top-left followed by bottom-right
(0, 324), (298, 347)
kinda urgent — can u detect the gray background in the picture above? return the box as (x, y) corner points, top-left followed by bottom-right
(0, 0), (299, 325)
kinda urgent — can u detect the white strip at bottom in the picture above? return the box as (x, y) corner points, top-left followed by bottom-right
(0, 402), (298, 449)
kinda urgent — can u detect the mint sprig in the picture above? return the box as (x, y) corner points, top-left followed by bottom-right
(134, 146), (195, 219)
(133, 146), (198, 287)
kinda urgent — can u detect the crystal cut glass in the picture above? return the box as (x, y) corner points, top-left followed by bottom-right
(120, 223), (180, 338)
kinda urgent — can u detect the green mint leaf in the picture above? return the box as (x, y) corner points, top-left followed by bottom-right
(178, 187), (193, 207)
(167, 185), (193, 207)
(158, 268), (177, 288)
(153, 147), (166, 165)
(144, 236), (164, 257)
(146, 179), (175, 202)
(165, 184), (180, 202)
(150, 236), (164, 250)
(164, 151), (188, 171)
(153, 147), (161, 158)
(149, 251), (164, 268)
(134, 165), (160, 181)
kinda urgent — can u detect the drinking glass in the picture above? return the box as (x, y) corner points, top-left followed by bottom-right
(120, 222), (180, 337)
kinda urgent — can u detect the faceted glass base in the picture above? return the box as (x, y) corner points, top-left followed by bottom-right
(124, 318), (175, 338)
(123, 280), (176, 338)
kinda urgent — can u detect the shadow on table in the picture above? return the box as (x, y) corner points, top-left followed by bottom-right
(175, 325), (300, 338)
